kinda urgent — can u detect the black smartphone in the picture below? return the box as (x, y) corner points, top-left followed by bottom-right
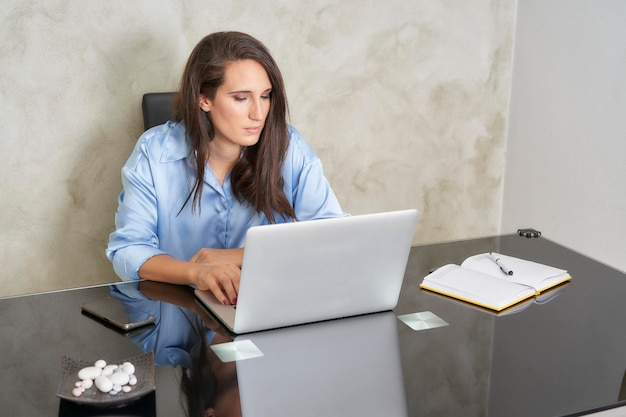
(81, 297), (155, 332)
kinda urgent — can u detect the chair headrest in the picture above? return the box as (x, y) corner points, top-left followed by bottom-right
(142, 92), (177, 131)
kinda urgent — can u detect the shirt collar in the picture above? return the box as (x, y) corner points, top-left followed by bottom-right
(159, 121), (190, 163)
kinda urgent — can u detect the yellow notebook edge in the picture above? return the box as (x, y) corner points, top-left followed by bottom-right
(419, 283), (536, 312)
(536, 275), (573, 294)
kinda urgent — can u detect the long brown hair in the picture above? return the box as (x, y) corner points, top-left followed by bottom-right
(175, 31), (296, 223)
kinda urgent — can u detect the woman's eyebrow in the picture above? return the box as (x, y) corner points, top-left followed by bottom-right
(228, 87), (272, 95)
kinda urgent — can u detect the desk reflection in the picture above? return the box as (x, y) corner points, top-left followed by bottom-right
(110, 282), (236, 416)
(232, 311), (408, 417)
(109, 281), (408, 417)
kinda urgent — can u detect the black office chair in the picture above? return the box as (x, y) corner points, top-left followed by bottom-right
(141, 92), (177, 131)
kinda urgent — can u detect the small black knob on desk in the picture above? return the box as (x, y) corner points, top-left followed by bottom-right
(517, 228), (541, 238)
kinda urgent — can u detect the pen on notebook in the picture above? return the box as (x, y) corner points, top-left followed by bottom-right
(489, 252), (514, 276)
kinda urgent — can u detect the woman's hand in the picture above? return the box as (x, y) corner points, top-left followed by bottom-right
(191, 263), (241, 306)
(189, 248), (243, 305)
(138, 253), (241, 306)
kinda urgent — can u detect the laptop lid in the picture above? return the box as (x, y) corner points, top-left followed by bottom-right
(195, 209), (418, 334)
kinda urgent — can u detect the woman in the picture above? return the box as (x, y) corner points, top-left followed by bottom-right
(107, 32), (345, 307)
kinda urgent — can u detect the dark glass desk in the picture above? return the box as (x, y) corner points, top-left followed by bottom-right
(1, 234), (625, 416)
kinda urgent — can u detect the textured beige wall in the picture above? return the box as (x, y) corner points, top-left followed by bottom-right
(0, 0), (516, 297)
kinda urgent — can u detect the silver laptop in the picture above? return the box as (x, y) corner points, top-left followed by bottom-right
(194, 209), (418, 334)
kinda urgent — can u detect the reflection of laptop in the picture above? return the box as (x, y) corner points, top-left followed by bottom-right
(195, 209), (418, 334)
(231, 311), (408, 416)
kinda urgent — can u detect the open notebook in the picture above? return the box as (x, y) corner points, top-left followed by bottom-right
(195, 209), (418, 334)
(420, 252), (571, 312)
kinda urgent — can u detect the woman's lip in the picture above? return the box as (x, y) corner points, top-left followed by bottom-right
(245, 126), (261, 133)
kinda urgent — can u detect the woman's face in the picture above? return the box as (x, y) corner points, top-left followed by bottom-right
(199, 59), (272, 152)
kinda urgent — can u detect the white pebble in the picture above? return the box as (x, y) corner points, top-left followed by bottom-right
(78, 366), (102, 380)
(72, 387), (84, 397)
(101, 364), (118, 377)
(110, 372), (130, 386)
(94, 359), (107, 368)
(122, 385), (132, 393)
(75, 381), (82, 388)
(81, 379), (93, 389)
(122, 362), (135, 375)
(128, 375), (137, 385)
(109, 389), (118, 395)
(95, 375), (113, 393)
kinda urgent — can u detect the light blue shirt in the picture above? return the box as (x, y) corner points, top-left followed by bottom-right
(107, 122), (345, 281)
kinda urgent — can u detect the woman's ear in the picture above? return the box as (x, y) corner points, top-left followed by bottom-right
(204, 408), (215, 417)
(199, 94), (212, 112)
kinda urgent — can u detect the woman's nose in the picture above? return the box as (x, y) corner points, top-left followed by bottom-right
(249, 99), (263, 121)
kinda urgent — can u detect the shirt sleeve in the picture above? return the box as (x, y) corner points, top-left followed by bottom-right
(106, 138), (168, 281)
(286, 127), (348, 220)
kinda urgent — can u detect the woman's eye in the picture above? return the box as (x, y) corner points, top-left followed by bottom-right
(234, 96), (247, 102)
(261, 95), (271, 100)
